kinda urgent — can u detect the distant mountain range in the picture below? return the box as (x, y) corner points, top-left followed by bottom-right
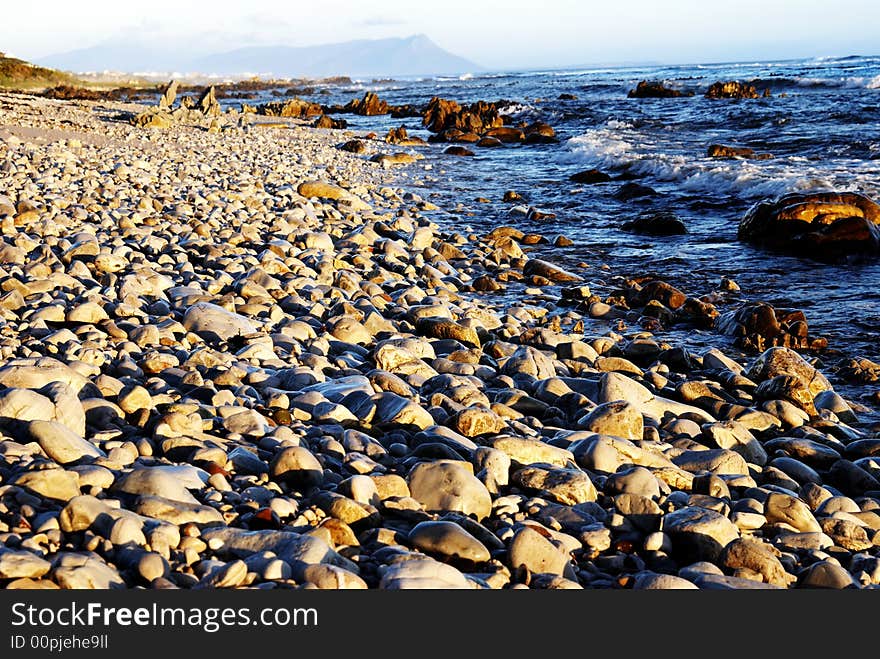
(38, 34), (481, 79)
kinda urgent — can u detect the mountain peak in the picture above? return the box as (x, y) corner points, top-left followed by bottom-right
(40, 34), (481, 78)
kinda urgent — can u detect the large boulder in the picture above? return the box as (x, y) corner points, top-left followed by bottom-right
(738, 192), (880, 259)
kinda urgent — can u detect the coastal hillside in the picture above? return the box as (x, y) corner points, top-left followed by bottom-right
(0, 52), (77, 89)
(39, 34), (480, 79)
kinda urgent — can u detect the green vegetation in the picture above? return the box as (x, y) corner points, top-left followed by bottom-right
(0, 53), (78, 89)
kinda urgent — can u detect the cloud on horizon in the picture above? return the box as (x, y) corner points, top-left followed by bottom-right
(356, 16), (407, 27)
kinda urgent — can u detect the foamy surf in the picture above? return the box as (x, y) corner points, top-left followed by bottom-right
(563, 123), (880, 199)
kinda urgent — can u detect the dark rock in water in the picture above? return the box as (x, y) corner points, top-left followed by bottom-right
(738, 191), (880, 259)
(707, 144), (772, 160)
(621, 211), (687, 235)
(717, 302), (827, 351)
(526, 206), (556, 221)
(615, 182), (658, 201)
(444, 146), (475, 157)
(838, 357), (880, 383)
(628, 81), (694, 98)
(472, 275), (502, 291)
(476, 136), (504, 148)
(345, 92), (389, 116)
(339, 140), (366, 154)
(523, 121), (557, 144)
(523, 259), (581, 282)
(484, 126), (525, 143)
(570, 169), (612, 184)
(313, 114), (347, 129)
(705, 81), (759, 99)
(554, 235), (574, 247)
(629, 279), (688, 310)
(423, 97), (502, 135)
(558, 93), (578, 100)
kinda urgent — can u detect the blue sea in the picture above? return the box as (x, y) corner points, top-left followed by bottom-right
(224, 55), (880, 368)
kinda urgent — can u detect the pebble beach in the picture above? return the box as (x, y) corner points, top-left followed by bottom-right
(0, 88), (878, 591)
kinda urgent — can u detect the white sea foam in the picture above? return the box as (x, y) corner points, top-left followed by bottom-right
(793, 74), (880, 89)
(563, 124), (880, 199)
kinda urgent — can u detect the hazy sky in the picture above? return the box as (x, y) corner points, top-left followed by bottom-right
(5, 0), (880, 69)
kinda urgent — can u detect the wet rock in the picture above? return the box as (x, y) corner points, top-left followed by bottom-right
(444, 146), (475, 156)
(718, 303), (824, 352)
(707, 144), (772, 159)
(738, 191), (880, 259)
(705, 81), (759, 99)
(628, 81), (694, 98)
(345, 92), (389, 116)
(621, 211), (687, 235)
(570, 169), (611, 184)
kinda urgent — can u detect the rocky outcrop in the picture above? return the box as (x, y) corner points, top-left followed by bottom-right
(738, 192), (880, 259)
(196, 86), (221, 116)
(257, 98), (323, 118)
(385, 126), (426, 146)
(158, 80), (178, 109)
(705, 81), (760, 99)
(717, 302), (827, 351)
(628, 81), (693, 98)
(313, 115), (348, 129)
(345, 92), (389, 116)
(423, 97), (503, 135)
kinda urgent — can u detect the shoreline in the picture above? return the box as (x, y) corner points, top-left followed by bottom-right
(0, 93), (877, 590)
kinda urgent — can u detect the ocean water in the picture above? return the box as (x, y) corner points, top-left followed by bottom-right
(226, 55), (880, 372)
